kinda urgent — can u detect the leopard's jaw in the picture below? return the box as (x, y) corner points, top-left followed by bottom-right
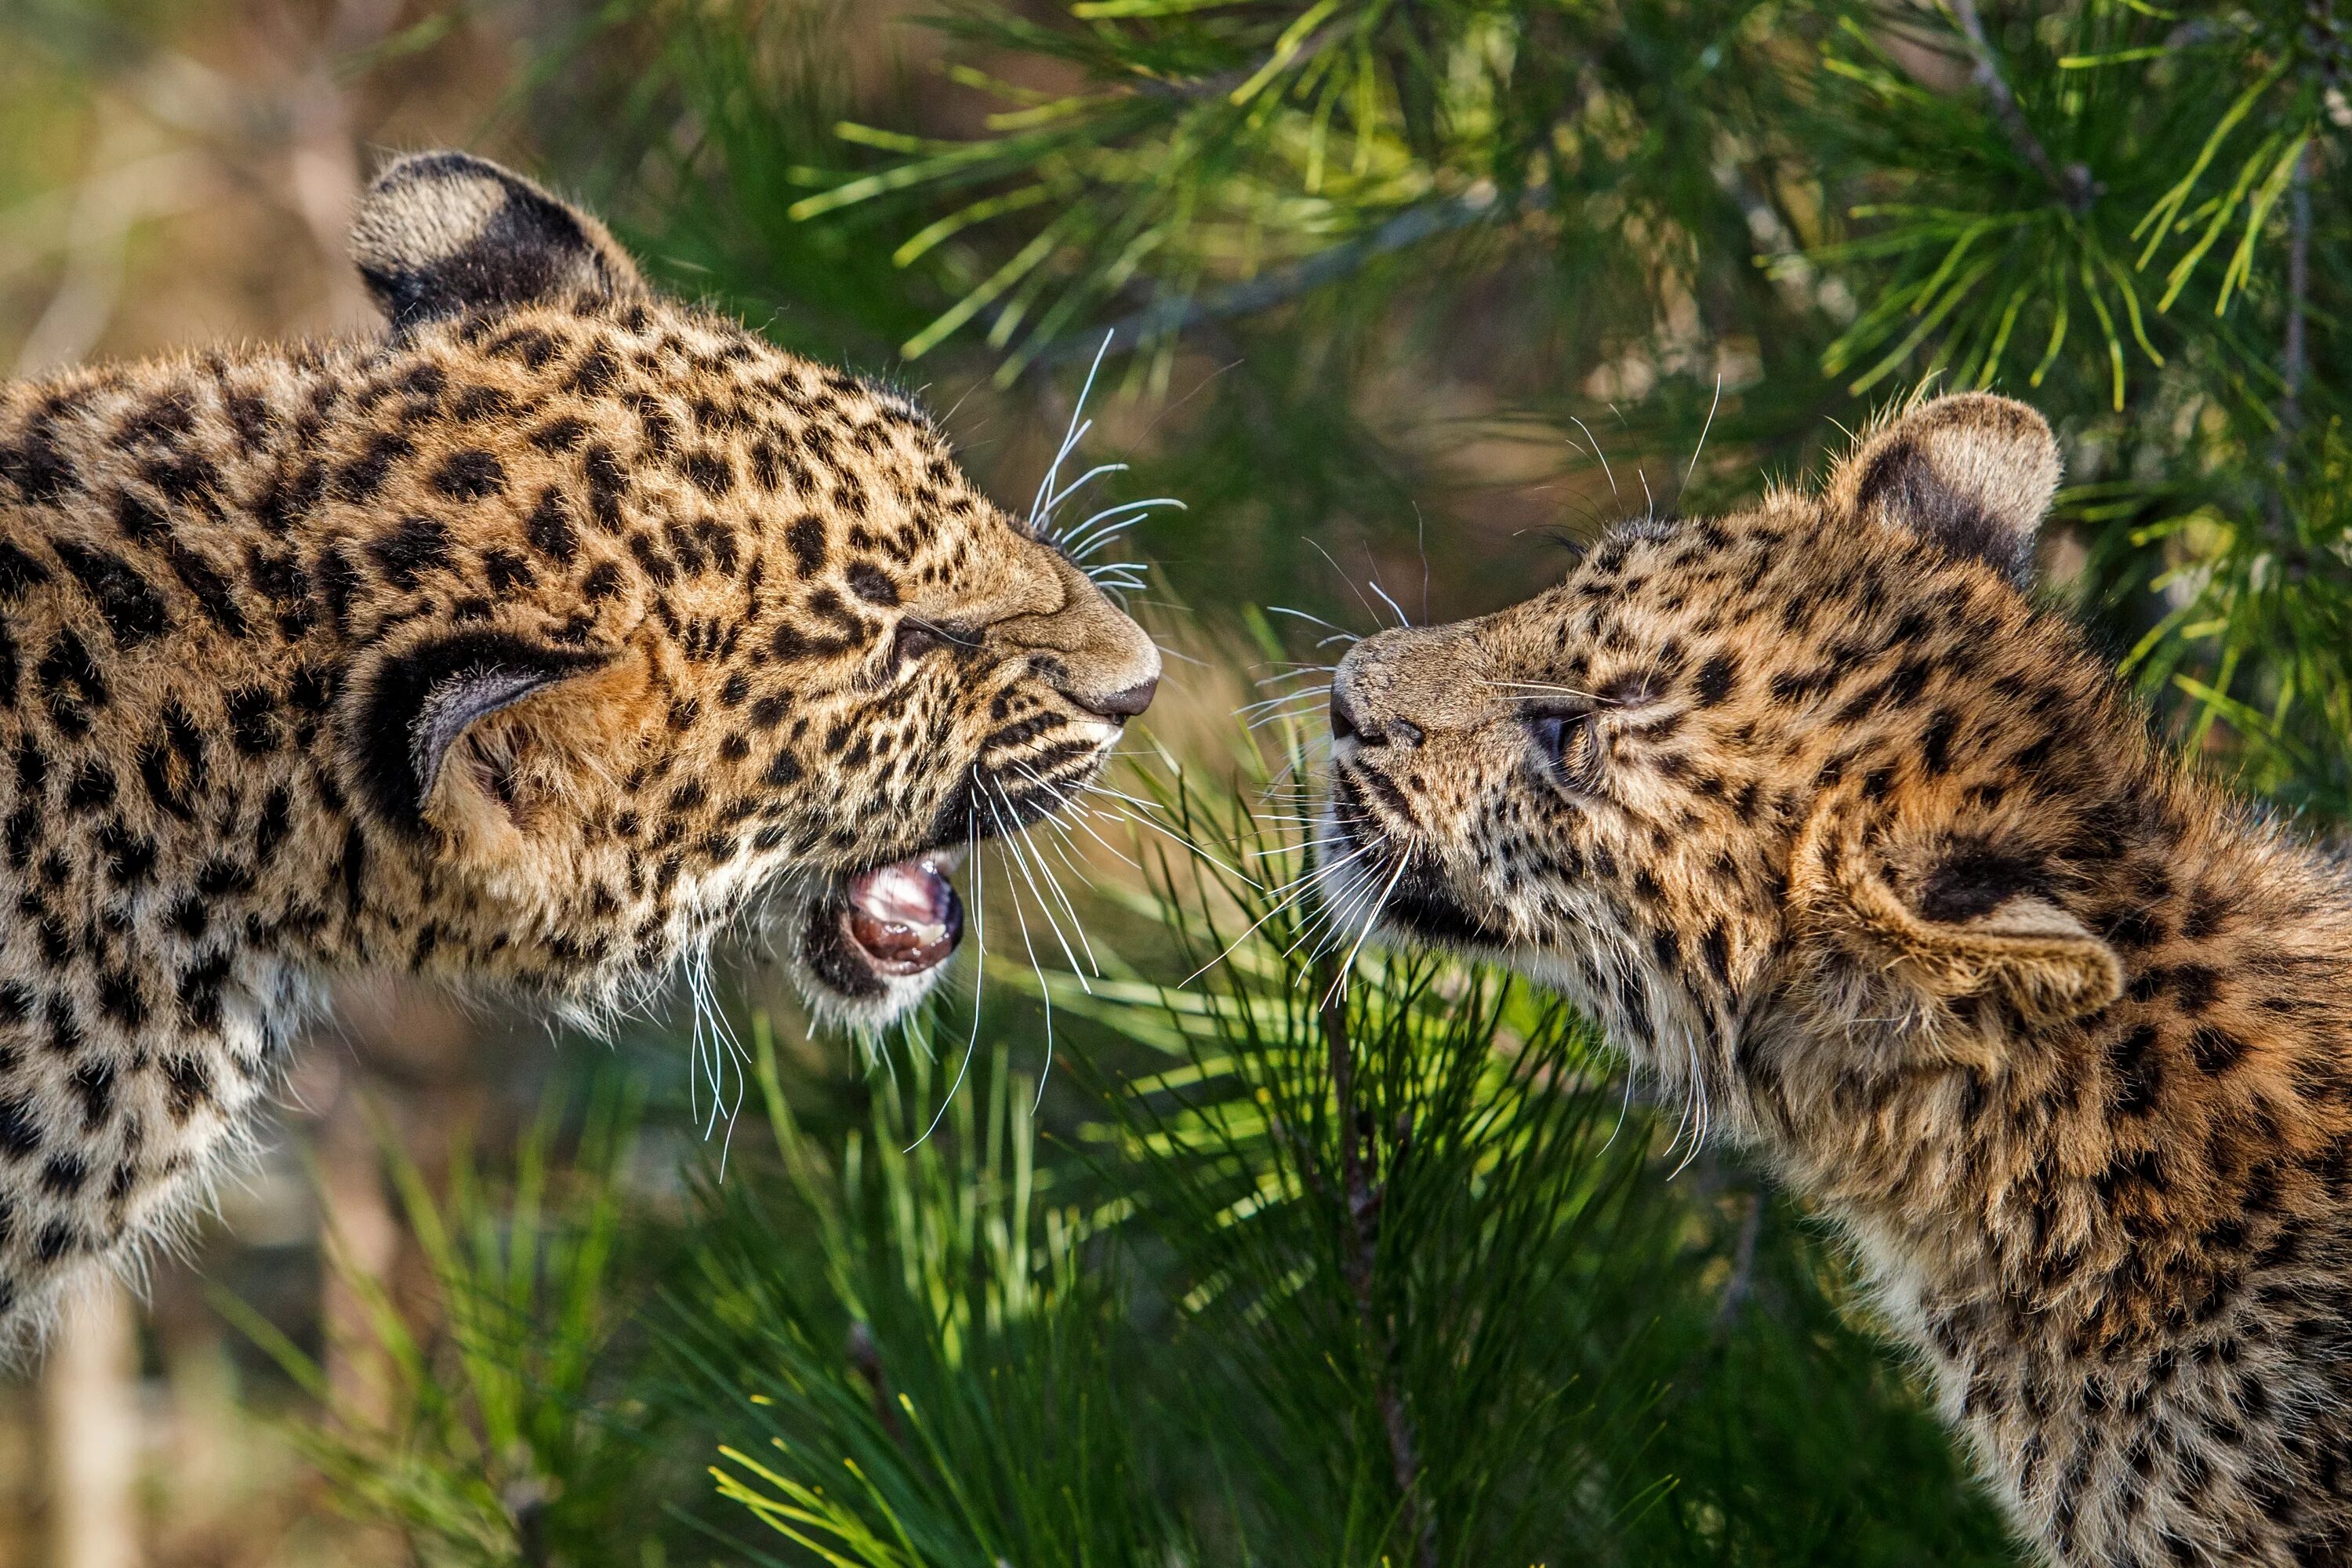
(0, 151), (1154, 1352)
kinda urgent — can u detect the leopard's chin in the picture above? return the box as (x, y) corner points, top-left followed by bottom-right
(1315, 793), (1512, 954)
(793, 852), (967, 1025)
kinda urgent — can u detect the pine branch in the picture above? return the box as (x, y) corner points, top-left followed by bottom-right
(1039, 183), (1523, 364)
(1946, 0), (2095, 212)
(1317, 971), (1438, 1568)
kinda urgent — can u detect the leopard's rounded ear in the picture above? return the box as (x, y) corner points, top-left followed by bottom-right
(350, 151), (646, 332)
(348, 630), (617, 838)
(1790, 793), (2122, 1029)
(1825, 393), (2060, 586)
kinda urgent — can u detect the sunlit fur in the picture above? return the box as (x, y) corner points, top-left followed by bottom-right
(0, 152), (1157, 1348)
(1323, 393), (2352, 1566)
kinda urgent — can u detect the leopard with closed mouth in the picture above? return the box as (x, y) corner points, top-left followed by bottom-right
(0, 151), (1158, 1345)
(1323, 393), (2352, 1566)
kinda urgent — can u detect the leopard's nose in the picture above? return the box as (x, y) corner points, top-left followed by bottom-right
(1073, 677), (1157, 720)
(1330, 676), (1421, 749)
(1330, 684), (1364, 743)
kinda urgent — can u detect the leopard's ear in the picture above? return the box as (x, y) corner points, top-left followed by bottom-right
(350, 151), (646, 332)
(350, 630), (616, 837)
(1825, 393), (2060, 586)
(1790, 794), (2121, 1027)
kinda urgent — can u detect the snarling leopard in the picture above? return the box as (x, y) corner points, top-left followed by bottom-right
(0, 151), (1157, 1345)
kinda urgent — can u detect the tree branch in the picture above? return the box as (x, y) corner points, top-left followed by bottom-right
(1317, 972), (1438, 1568)
(1946, 0), (2095, 213)
(1038, 182), (1523, 365)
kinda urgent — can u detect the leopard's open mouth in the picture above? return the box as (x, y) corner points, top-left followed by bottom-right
(799, 852), (967, 1011)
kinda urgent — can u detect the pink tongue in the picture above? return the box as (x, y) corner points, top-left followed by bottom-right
(844, 858), (963, 973)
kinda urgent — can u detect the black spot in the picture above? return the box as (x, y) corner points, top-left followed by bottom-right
(318, 545), (359, 634)
(169, 542), (248, 635)
(0, 1097), (39, 1156)
(68, 1058), (112, 1131)
(2189, 1025), (2247, 1075)
(53, 541), (169, 647)
(2172, 964), (2220, 1014)
(584, 444), (628, 531)
(0, 426), (80, 505)
(681, 450), (735, 497)
(97, 971), (144, 1029)
(431, 448), (508, 499)
(786, 516), (826, 574)
(1921, 709), (1959, 776)
(37, 629), (107, 736)
(226, 686), (281, 755)
(65, 760), (116, 813)
(372, 514), (454, 590)
(333, 430), (413, 503)
(629, 533), (678, 586)
(1693, 653), (1738, 706)
(2108, 1024), (2162, 1116)
(1917, 847), (2043, 924)
(531, 416), (589, 453)
(162, 1054), (212, 1121)
(847, 562), (900, 605)
(39, 1153), (87, 1196)
(176, 952), (230, 1033)
(0, 541), (51, 601)
(526, 488), (579, 564)
(254, 786), (293, 866)
(257, 458), (326, 532)
(195, 858), (252, 899)
(580, 561), (623, 603)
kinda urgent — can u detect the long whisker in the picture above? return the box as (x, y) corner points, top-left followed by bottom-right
(1321, 852), (1410, 1005)
(993, 786), (1096, 985)
(985, 793), (1062, 1112)
(1268, 605), (1362, 644)
(1482, 680), (1613, 702)
(1027, 332), (1113, 532)
(1686, 372), (1725, 491)
(1570, 415), (1619, 500)
(909, 811), (986, 1150)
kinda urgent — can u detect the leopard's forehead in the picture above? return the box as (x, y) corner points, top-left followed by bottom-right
(408, 296), (1015, 558)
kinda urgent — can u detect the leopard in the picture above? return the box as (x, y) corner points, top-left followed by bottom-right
(0, 150), (1158, 1348)
(1320, 391), (2352, 1566)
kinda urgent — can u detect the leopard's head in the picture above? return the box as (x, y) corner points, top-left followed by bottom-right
(1319, 394), (2150, 1138)
(328, 153), (1158, 1026)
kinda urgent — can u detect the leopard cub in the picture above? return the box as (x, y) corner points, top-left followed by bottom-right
(1326, 393), (2352, 1566)
(0, 152), (1156, 1345)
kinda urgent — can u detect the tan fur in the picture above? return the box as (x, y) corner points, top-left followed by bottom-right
(0, 152), (1157, 1347)
(1323, 394), (2352, 1565)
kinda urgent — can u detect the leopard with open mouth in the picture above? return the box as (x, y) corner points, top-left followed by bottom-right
(0, 151), (1156, 1345)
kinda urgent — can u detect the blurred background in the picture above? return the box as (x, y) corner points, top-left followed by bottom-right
(0, 2), (2342, 1564)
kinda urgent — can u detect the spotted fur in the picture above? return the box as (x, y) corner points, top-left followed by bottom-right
(0, 152), (1158, 1345)
(1324, 393), (2352, 1566)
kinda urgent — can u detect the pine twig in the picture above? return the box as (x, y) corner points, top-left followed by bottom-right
(1316, 969), (1438, 1568)
(1946, 0), (2095, 213)
(1038, 183), (1526, 365)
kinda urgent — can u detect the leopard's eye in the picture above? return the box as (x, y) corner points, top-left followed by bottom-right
(890, 618), (974, 673)
(1529, 709), (1602, 791)
(891, 619), (949, 670)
